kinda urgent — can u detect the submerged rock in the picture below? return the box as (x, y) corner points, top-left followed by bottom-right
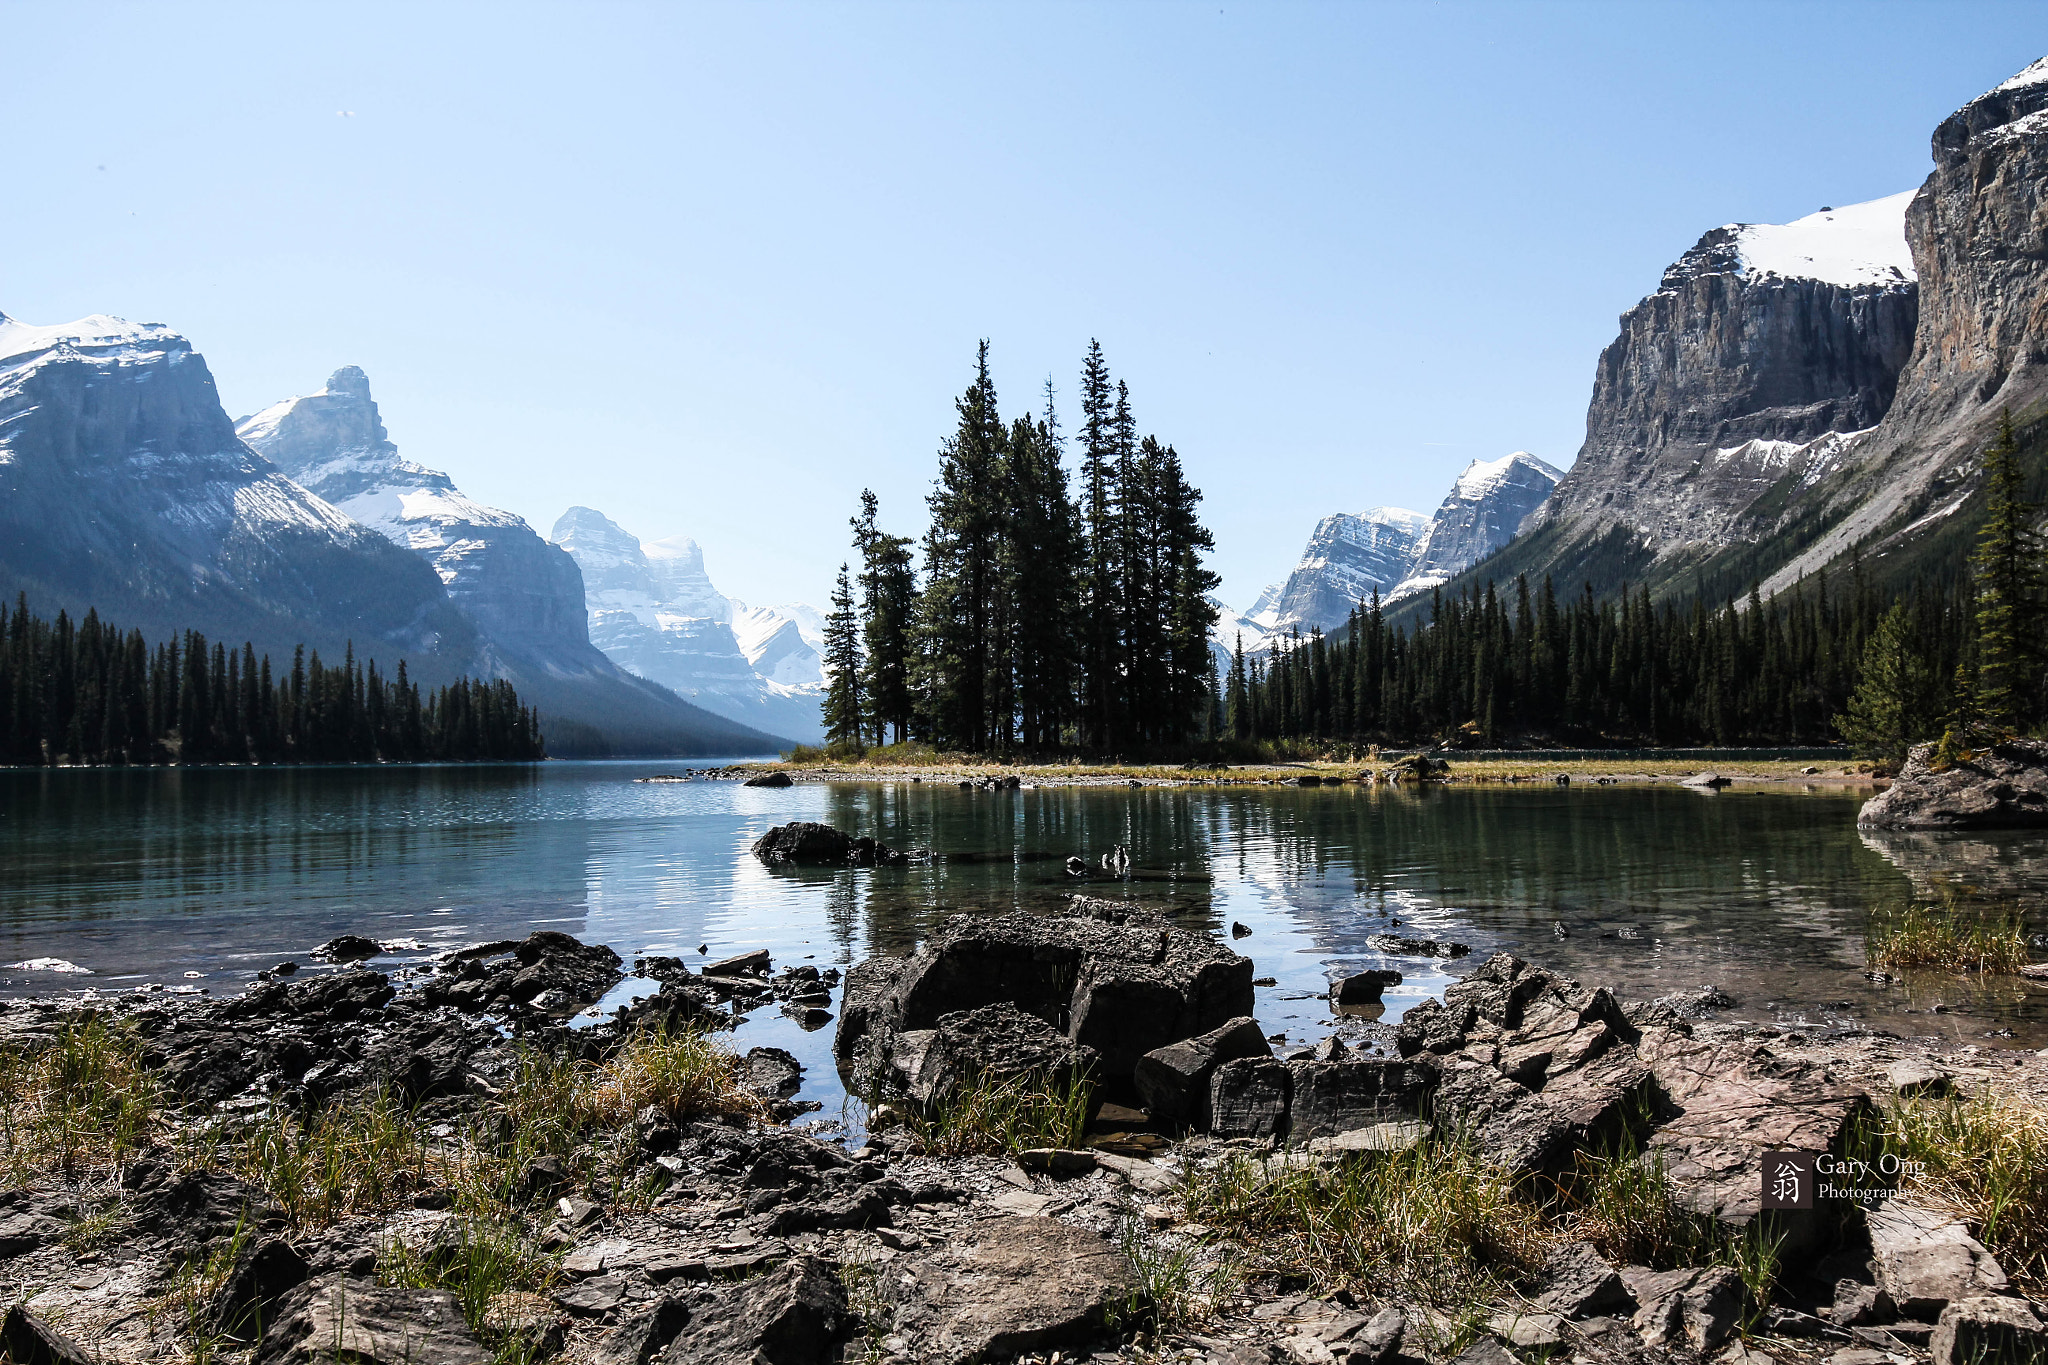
(1859, 739), (2048, 829)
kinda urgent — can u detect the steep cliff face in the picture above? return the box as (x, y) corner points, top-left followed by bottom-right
(552, 507), (825, 742)
(1267, 508), (1427, 635)
(238, 368), (591, 660)
(1392, 452), (1563, 598)
(0, 313), (472, 658)
(1535, 191), (1920, 555)
(1758, 58), (2048, 593)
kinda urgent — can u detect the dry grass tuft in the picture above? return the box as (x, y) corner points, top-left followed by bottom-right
(0, 1016), (162, 1184)
(902, 1067), (1094, 1158)
(1179, 1136), (1549, 1305)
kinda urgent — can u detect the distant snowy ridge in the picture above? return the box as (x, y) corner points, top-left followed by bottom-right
(1223, 452), (1562, 649)
(0, 311), (471, 662)
(1391, 451), (1562, 598)
(553, 508), (825, 743)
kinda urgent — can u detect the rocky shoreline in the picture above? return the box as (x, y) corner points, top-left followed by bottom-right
(0, 856), (2042, 1365)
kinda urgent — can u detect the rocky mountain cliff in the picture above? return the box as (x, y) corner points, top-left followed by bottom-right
(1756, 57), (2048, 595)
(1418, 56), (2048, 619)
(1463, 191), (1922, 604)
(235, 370), (782, 754)
(238, 368), (592, 661)
(552, 508), (825, 743)
(0, 313), (474, 662)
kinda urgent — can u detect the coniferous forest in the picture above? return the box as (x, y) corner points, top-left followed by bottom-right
(0, 595), (545, 766)
(824, 341), (1222, 757)
(1235, 415), (2046, 762)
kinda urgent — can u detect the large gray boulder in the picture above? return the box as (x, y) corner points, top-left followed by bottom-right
(664, 1254), (851, 1365)
(882, 1216), (1138, 1363)
(1286, 1059), (1436, 1141)
(1859, 739), (2048, 829)
(884, 1003), (1097, 1108)
(835, 902), (1254, 1085)
(1133, 1016), (1270, 1129)
(1414, 954), (1657, 1176)
(1639, 1028), (1872, 1243)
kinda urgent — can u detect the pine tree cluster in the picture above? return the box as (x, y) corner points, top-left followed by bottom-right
(1231, 570), (1977, 750)
(1, 596), (545, 766)
(824, 341), (1221, 757)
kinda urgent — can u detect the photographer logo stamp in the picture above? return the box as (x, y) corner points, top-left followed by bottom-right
(1761, 1150), (1815, 1210)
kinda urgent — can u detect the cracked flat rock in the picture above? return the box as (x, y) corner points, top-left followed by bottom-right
(885, 1215), (1139, 1363)
(253, 1276), (487, 1365)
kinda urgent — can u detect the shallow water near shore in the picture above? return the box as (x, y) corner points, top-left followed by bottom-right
(3, 761), (2045, 1119)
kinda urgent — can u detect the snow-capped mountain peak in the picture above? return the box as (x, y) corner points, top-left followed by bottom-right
(1391, 451), (1563, 600)
(0, 312), (182, 370)
(1251, 451), (1564, 642)
(1726, 191), (1918, 289)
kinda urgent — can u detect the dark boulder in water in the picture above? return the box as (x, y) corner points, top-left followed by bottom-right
(311, 934), (379, 963)
(751, 821), (907, 867)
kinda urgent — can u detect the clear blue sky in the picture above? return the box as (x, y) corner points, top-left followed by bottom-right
(5, 3), (2041, 612)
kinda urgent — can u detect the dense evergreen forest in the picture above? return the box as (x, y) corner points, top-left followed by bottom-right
(823, 341), (1221, 756)
(1236, 415), (2046, 762)
(0, 595), (546, 766)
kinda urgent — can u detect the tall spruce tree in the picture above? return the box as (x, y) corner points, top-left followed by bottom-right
(821, 563), (864, 745)
(917, 341), (1009, 751)
(1076, 340), (1120, 750)
(1970, 410), (2045, 732)
(851, 490), (919, 745)
(1836, 602), (1937, 768)
(1006, 380), (1085, 750)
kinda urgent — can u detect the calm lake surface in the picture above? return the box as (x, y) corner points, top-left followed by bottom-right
(4, 761), (2046, 1117)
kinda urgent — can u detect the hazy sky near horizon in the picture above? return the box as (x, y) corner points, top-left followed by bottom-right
(5, 4), (2042, 611)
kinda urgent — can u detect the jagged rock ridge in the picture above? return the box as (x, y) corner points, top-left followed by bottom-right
(1393, 451), (1564, 598)
(1264, 507), (1428, 637)
(1529, 190), (1920, 562)
(552, 508), (825, 743)
(1230, 454), (1561, 644)
(238, 368), (592, 663)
